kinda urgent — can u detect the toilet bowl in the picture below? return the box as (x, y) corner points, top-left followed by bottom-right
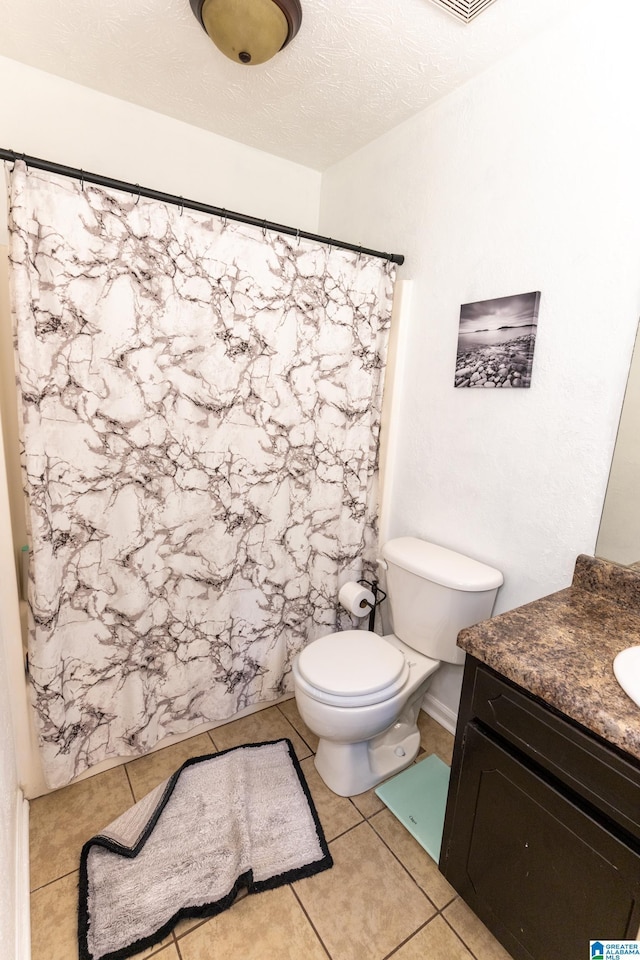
(292, 537), (503, 797)
(293, 631), (439, 796)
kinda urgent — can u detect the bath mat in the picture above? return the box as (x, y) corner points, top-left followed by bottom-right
(375, 753), (450, 863)
(78, 738), (332, 960)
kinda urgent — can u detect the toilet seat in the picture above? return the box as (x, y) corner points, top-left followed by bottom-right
(295, 631), (410, 707)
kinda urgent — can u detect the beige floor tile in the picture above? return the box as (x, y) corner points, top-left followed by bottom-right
(349, 782), (386, 818)
(370, 808), (457, 910)
(30, 872), (79, 960)
(126, 732), (216, 801)
(417, 711), (455, 765)
(29, 766), (134, 890)
(210, 704), (312, 760)
(278, 697), (319, 751)
(345, 755), (429, 818)
(299, 756), (363, 841)
(173, 912), (222, 940)
(295, 821), (435, 960)
(30, 871), (174, 960)
(393, 915), (476, 959)
(124, 934), (179, 959)
(171, 917), (204, 940)
(445, 897), (515, 960)
(177, 885), (328, 960)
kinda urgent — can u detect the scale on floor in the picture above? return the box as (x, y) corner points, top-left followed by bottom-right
(375, 754), (451, 863)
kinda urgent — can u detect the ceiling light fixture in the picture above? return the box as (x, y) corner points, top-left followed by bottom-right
(189, 0), (302, 66)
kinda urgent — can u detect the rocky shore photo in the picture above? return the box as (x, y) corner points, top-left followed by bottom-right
(454, 291), (541, 388)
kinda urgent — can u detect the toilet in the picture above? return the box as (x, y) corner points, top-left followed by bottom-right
(292, 537), (503, 796)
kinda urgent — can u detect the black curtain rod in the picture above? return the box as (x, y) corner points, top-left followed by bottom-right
(0, 149), (404, 266)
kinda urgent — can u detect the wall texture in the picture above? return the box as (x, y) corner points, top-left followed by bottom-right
(319, 0), (640, 712)
(0, 437), (19, 958)
(0, 646), (17, 958)
(0, 55), (322, 246)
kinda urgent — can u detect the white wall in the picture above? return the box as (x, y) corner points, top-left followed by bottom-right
(0, 631), (17, 959)
(0, 438), (21, 960)
(320, 0), (640, 714)
(0, 55), (322, 245)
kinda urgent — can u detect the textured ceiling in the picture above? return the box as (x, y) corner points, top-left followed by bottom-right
(0, 0), (587, 170)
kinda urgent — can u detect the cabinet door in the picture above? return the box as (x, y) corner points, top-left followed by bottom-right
(442, 722), (640, 960)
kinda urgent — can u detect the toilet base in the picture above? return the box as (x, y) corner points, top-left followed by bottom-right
(314, 717), (422, 797)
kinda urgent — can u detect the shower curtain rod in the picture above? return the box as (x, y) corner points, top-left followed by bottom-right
(0, 148), (405, 266)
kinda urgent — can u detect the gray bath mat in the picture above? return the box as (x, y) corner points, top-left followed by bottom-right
(78, 738), (332, 960)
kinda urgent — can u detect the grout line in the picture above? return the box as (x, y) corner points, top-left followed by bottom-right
(440, 909), (483, 960)
(324, 818), (367, 845)
(123, 762), (136, 803)
(145, 940), (179, 959)
(366, 813), (438, 912)
(173, 931), (184, 959)
(275, 702), (316, 755)
(380, 916), (436, 960)
(325, 813), (439, 921)
(174, 916), (212, 940)
(289, 884), (332, 959)
(438, 892), (458, 911)
(30, 866), (78, 894)
(362, 809), (502, 956)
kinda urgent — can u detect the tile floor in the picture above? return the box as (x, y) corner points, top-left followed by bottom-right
(29, 702), (514, 960)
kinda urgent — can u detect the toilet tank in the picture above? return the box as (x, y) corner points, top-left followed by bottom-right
(381, 537), (503, 665)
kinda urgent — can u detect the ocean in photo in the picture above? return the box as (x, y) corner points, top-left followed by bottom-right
(456, 323), (537, 350)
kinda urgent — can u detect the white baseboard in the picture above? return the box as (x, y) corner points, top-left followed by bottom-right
(421, 693), (457, 736)
(15, 791), (30, 960)
(35, 695), (299, 798)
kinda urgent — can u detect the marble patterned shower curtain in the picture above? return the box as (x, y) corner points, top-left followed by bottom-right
(7, 161), (395, 788)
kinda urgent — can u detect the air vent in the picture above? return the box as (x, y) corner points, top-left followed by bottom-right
(429, 0), (498, 23)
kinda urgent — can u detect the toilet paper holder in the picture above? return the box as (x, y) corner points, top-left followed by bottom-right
(357, 578), (386, 633)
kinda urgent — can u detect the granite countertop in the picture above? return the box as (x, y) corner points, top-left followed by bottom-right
(457, 554), (640, 763)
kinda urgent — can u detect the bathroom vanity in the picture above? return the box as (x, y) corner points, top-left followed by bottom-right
(440, 555), (640, 960)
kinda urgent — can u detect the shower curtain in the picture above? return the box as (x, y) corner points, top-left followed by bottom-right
(7, 161), (396, 788)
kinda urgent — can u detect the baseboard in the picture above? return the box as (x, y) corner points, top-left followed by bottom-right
(421, 693), (457, 737)
(37, 695), (298, 797)
(15, 791), (31, 960)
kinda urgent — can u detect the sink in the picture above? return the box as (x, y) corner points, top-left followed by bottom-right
(613, 646), (640, 708)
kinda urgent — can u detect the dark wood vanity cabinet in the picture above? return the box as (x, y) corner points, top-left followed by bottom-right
(440, 656), (640, 960)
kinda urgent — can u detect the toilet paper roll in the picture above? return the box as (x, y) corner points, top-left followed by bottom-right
(339, 581), (375, 618)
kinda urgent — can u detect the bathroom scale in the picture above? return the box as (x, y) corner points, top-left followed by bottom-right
(375, 753), (450, 863)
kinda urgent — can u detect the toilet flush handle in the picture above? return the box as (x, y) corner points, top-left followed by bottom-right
(376, 557), (388, 571)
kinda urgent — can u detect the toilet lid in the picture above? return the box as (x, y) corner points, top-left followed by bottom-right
(297, 631), (406, 698)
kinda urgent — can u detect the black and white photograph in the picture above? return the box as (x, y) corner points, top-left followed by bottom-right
(454, 291), (541, 388)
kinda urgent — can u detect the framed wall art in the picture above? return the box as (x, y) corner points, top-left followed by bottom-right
(454, 291), (541, 388)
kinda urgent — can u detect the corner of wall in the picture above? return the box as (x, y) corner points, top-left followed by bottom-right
(14, 792), (30, 960)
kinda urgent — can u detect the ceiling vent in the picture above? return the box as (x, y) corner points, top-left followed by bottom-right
(428, 0), (498, 23)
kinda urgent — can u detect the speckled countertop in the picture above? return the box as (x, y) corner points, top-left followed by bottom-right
(457, 554), (640, 763)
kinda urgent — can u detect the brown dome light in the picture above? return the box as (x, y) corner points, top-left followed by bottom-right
(189, 0), (302, 66)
